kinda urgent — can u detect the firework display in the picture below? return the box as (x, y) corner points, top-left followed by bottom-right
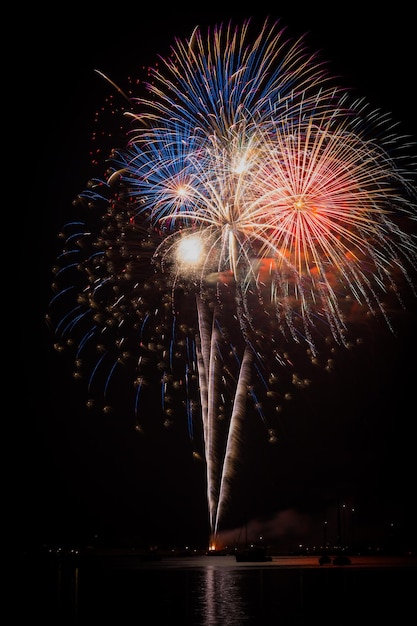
(47, 18), (417, 544)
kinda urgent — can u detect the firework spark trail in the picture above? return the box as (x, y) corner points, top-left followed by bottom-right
(47, 17), (417, 546)
(196, 295), (257, 536)
(195, 297), (222, 532)
(214, 345), (253, 537)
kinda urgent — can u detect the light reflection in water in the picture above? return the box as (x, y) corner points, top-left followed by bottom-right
(193, 567), (251, 625)
(190, 567), (272, 626)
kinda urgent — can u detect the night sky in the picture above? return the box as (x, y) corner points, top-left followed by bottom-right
(18, 6), (416, 553)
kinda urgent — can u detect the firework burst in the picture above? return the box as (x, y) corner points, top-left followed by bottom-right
(47, 18), (417, 544)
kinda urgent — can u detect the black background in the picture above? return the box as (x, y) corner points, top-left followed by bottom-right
(18, 4), (417, 552)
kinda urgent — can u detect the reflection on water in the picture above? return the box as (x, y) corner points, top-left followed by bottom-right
(18, 555), (416, 625)
(195, 567), (251, 625)
(193, 566), (308, 625)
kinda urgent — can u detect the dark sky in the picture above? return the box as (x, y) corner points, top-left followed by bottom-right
(18, 6), (417, 552)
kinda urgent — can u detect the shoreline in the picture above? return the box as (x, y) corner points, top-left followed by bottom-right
(19, 551), (417, 570)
